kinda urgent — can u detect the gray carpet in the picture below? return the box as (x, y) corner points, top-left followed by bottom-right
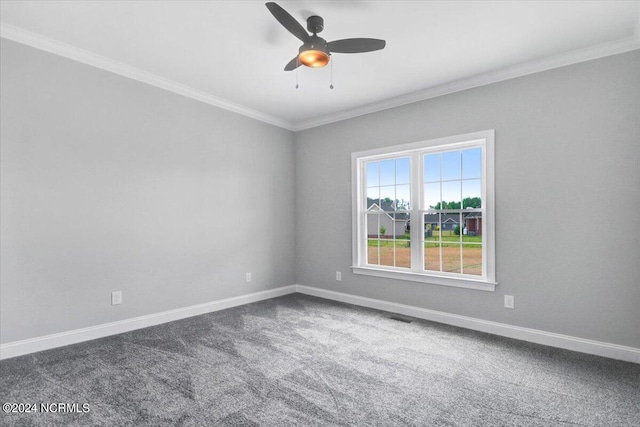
(1, 294), (639, 426)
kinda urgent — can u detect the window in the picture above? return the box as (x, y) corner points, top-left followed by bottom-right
(351, 130), (496, 291)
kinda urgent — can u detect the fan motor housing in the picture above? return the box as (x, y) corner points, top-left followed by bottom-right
(307, 15), (324, 34)
(299, 35), (329, 55)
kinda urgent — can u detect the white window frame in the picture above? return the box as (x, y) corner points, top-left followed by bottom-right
(351, 130), (497, 292)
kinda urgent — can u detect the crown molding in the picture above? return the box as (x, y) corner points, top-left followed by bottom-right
(0, 23), (294, 131)
(292, 36), (640, 131)
(2, 22), (638, 133)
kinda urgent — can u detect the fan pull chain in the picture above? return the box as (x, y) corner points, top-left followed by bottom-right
(329, 58), (334, 89)
(295, 57), (299, 89)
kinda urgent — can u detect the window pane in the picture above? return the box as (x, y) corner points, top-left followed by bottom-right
(380, 186), (395, 208)
(366, 161), (379, 187)
(396, 242), (411, 268)
(462, 211), (482, 275)
(463, 212), (483, 239)
(439, 213), (460, 238)
(385, 212), (399, 238)
(424, 182), (440, 210)
(462, 179), (481, 208)
(366, 187), (381, 209)
(424, 213), (439, 243)
(441, 151), (461, 181)
(424, 242), (440, 271)
(367, 213), (382, 238)
(396, 157), (410, 185)
(442, 243), (461, 273)
(462, 245), (482, 276)
(367, 213), (383, 265)
(367, 239), (380, 265)
(442, 181), (461, 209)
(378, 238), (395, 267)
(380, 159), (395, 186)
(392, 213), (411, 268)
(424, 212), (442, 272)
(395, 184), (410, 210)
(424, 154), (440, 183)
(392, 213), (409, 238)
(462, 148), (482, 179)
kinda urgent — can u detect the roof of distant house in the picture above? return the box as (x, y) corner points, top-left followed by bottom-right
(366, 200), (409, 220)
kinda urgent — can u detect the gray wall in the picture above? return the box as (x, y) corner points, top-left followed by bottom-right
(295, 50), (640, 348)
(0, 39), (296, 343)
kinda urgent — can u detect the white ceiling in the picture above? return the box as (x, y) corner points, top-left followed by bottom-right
(1, 1), (639, 130)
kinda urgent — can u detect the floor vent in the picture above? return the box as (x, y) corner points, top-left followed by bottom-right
(388, 315), (415, 323)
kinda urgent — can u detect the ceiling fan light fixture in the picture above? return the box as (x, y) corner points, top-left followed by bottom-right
(298, 49), (329, 68)
(266, 2), (385, 72)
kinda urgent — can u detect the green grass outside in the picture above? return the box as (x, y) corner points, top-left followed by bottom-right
(369, 239), (481, 249)
(368, 240), (410, 248)
(425, 230), (482, 243)
(369, 230), (481, 248)
(425, 235), (482, 243)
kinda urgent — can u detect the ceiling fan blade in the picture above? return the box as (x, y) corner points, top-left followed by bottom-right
(266, 2), (310, 43)
(284, 56), (301, 71)
(327, 38), (386, 53)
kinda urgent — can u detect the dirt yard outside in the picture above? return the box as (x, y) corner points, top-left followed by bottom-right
(368, 243), (482, 275)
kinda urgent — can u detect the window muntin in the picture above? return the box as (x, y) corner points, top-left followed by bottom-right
(352, 130), (496, 291)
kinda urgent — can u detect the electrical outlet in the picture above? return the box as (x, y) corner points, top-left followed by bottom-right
(504, 295), (514, 309)
(336, 271), (342, 281)
(111, 291), (122, 306)
(246, 272), (252, 283)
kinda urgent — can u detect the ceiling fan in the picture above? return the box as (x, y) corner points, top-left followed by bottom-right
(266, 2), (386, 71)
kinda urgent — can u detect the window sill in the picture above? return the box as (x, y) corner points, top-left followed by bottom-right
(351, 266), (497, 292)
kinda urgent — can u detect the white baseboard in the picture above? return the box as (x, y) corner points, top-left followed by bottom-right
(0, 285), (297, 360)
(3, 284), (638, 364)
(294, 285), (640, 364)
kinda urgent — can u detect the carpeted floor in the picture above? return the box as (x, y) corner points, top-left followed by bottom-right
(1, 293), (639, 426)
